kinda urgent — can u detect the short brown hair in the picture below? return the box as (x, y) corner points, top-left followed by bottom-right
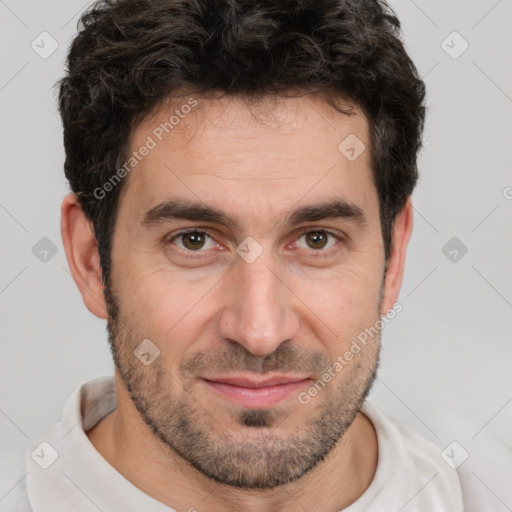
(58, 0), (426, 283)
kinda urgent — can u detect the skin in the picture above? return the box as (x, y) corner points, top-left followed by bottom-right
(61, 94), (413, 512)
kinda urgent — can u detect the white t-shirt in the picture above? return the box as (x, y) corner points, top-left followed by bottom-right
(4, 376), (465, 511)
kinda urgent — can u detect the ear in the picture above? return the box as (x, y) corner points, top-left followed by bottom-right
(61, 193), (108, 319)
(380, 198), (413, 316)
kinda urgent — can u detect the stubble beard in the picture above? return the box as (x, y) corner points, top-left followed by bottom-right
(104, 284), (381, 489)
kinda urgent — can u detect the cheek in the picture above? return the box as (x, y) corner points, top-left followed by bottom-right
(299, 265), (383, 352)
(114, 262), (219, 351)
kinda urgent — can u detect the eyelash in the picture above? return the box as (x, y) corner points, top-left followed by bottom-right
(167, 227), (344, 260)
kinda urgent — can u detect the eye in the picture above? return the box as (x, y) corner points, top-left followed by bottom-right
(168, 229), (218, 253)
(294, 229), (341, 253)
(167, 227), (344, 261)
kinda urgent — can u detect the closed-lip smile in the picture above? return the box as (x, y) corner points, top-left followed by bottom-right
(201, 373), (311, 408)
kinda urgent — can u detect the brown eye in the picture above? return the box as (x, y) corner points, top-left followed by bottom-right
(169, 230), (217, 252)
(181, 231), (206, 250)
(296, 230), (338, 252)
(305, 231), (329, 250)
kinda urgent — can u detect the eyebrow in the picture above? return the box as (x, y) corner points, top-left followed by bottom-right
(140, 196), (367, 230)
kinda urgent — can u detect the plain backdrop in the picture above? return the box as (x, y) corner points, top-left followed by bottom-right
(1, 0), (511, 509)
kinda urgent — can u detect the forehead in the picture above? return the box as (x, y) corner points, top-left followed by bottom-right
(119, 94), (378, 229)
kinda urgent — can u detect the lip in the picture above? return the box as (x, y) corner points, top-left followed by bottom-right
(201, 374), (311, 408)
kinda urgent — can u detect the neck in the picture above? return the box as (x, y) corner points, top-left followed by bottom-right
(86, 373), (378, 512)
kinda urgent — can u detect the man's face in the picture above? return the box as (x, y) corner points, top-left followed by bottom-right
(106, 95), (387, 488)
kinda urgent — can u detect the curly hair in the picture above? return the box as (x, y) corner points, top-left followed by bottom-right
(58, 0), (426, 284)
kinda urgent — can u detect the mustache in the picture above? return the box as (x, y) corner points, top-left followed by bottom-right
(179, 343), (331, 376)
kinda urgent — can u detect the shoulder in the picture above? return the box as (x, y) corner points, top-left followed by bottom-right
(360, 401), (464, 512)
(0, 376), (116, 512)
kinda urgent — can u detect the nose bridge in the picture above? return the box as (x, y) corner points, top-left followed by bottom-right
(217, 246), (299, 356)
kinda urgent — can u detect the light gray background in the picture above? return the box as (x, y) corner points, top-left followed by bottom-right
(1, 0), (511, 509)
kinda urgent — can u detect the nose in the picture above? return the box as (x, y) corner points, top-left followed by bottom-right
(217, 251), (300, 357)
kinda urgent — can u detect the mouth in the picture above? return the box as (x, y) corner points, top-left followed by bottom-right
(200, 374), (311, 408)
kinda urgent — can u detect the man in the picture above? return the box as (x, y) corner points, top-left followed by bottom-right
(16, 0), (464, 510)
